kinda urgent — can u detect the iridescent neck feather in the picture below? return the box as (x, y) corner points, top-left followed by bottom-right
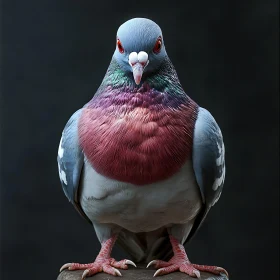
(95, 57), (186, 99)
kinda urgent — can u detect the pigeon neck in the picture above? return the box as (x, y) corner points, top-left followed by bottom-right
(96, 57), (186, 97)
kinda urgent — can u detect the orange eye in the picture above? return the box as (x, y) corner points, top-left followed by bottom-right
(117, 38), (124, 53)
(153, 37), (162, 54)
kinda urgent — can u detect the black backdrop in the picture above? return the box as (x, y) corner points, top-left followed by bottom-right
(1, 0), (279, 279)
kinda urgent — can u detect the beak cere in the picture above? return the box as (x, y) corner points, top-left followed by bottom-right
(129, 51), (149, 85)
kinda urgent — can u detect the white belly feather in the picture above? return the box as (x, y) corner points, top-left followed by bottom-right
(80, 158), (202, 233)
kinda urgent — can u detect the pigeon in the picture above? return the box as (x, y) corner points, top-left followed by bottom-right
(58, 18), (227, 279)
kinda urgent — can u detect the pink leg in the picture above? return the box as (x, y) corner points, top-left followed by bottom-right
(147, 235), (228, 278)
(60, 236), (136, 279)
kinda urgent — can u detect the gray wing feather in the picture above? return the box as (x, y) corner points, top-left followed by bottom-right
(187, 107), (225, 241)
(57, 109), (91, 223)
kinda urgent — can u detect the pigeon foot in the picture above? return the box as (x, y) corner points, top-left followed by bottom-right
(147, 235), (228, 278)
(147, 259), (228, 278)
(59, 236), (136, 279)
(60, 258), (136, 279)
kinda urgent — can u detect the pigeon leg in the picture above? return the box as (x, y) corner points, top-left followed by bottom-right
(147, 235), (228, 278)
(60, 235), (136, 279)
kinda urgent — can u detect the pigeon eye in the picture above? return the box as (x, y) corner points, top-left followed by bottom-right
(117, 39), (124, 54)
(153, 37), (162, 54)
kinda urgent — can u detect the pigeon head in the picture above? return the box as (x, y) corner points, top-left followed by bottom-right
(113, 18), (167, 85)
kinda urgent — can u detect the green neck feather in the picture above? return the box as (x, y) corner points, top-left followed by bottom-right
(96, 56), (186, 98)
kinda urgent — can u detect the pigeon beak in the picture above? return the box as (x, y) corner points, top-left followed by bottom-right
(132, 63), (144, 85)
(129, 51), (149, 85)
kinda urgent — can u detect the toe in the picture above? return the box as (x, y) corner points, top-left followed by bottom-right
(192, 264), (229, 277)
(103, 264), (122, 276)
(180, 264), (201, 278)
(81, 265), (102, 279)
(60, 262), (92, 272)
(153, 264), (179, 277)
(111, 259), (137, 269)
(111, 260), (128, 270)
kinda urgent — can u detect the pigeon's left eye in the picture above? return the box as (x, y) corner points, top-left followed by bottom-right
(153, 37), (162, 54)
(117, 39), (124, 54)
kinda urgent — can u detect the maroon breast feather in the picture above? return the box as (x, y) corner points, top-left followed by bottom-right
(78, 86), (198, 185)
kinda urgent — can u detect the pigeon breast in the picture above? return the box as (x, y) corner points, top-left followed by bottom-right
(78, 83), (198, 185)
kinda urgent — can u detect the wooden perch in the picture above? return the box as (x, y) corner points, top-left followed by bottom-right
(57, 265), (229, 280)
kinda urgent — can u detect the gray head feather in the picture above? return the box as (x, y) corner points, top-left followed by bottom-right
(113, 18), (168, 74)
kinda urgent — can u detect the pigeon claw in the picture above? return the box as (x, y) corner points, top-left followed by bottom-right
(216, 266), (229, 277)
(59, 263), (72, 272)
(114, 268), (122, 276)
(147, 260), (157, 268)
(125, 260), (137, 267)
(81, 269), (90, 280)
(153, 268), (164, 277)
(193, 270), (201, 278)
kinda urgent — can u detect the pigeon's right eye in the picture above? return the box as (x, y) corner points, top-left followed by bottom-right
(117, 39), (124, 54)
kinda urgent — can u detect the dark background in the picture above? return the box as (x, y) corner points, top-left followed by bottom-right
(1, 0), (279, 279)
